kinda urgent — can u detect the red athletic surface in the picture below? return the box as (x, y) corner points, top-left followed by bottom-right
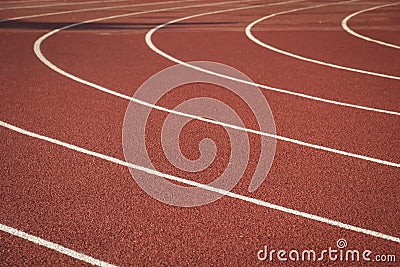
(1, 0), (399, 266)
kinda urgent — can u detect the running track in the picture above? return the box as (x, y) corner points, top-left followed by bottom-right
(0, 0), (399, 265)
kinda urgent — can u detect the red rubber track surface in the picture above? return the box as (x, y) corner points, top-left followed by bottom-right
(1, 0), (399, 266)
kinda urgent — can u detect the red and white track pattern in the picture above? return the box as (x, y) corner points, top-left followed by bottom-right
(0, 0), (399, 266)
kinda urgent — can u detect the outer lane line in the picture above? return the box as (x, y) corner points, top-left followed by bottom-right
(0, 0), (132, 11)
(0, 0), (199, 23)
(32, 0), (400, 168)
(245, 1), (400, 80)
(145, 0), (400, 116)
(341, 1), (400, 50)
(0, 223), (116, 266)
(1, 121), (399, 243)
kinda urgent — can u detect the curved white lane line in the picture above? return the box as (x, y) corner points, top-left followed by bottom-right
(145, 1), (400, 116)
(245, 1), (400, 80)
(0, 0), (129, 11)
(0, 0), (198, 23)
(33, 1), (400, 167)
(0, 223), (116, 267)
(1, 121), (399, 243)
(342, 1), (400, 50)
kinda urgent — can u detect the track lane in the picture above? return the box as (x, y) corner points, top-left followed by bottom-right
(3, 0), (400, 226)
(3, 119), (400, 243)
(1, 117), (399, 265)
(145, 1), (400, 116)
(22, 0), (398, 166)
(0, 0), (61, 5)
(0, 0), (200, 23)
(0, 230), (92, 267)
(0, 0), (131, 11)
(130, 1), (399, 157)
(0, 224), (116, 266)
(1, 0), (399, 265)
(18, 0), (400, 227)
(246, 0), (400, 80)
(342, 1), (400, 49)
(2, 0), (396, 211)
(5, 28), (399, 237)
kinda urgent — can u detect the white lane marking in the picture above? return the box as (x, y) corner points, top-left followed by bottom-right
(245, 1), (400, 80)
(1, 121), (399, 243)
(0, 223), (117, 267)
(0, 0), (130, 11)
(0, 0), (199, 23)
(0, 0), (58, 5)
(32, 1), (400, 168)
(145, 1), (400, 116)
(342, 1), (400, 49)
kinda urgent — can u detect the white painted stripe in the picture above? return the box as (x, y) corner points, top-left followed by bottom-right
(245, 0), (400, 80)
(144, 1), (400, 116)
(0, 0), (129, 11)
(1, 121), (399, 243)
(0, 0), (199, 23)
(32, 1), (400, 167)
(0, 0), (58, 5)
(0, 223), (117, 267)
(342, 1), (400, 50)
